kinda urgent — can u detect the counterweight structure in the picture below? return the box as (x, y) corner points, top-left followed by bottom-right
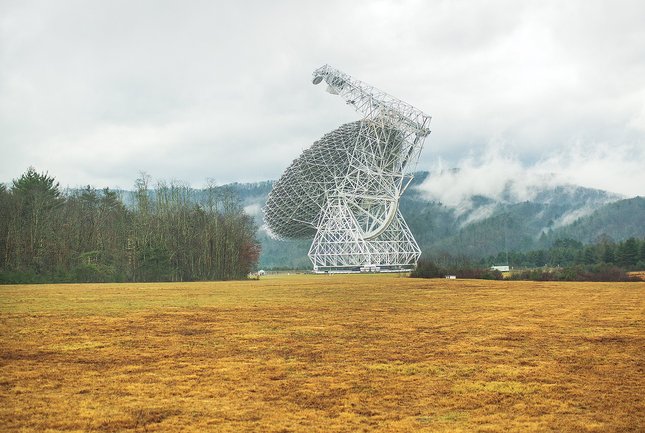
(263, 65), (431, 272)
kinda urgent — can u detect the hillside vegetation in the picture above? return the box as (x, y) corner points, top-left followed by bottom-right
(4, 169), (643, 272)
(208, 172), (644, 268)
(0, 168), (260, 283)
(483, 236), (645, 270)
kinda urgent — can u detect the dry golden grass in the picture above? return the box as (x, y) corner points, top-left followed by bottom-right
(629, 271), (645, 281)
(1, 275), (643, 432)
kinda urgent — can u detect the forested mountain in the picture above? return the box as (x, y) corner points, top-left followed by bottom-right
(5, 169), (641, 274)
(213, 171), (643, 268)
(414, 194), (644, 261)
(545, 197), (645, 243)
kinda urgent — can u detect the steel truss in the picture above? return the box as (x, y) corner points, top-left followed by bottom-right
(263, 65), (431, 272)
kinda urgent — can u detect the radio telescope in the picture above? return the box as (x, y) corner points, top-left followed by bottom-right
(263, 65), (431, 272)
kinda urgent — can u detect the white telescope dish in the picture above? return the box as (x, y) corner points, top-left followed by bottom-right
(263, 65), (431, 272)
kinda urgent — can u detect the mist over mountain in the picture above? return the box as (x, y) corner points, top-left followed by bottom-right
(104, 170), (642, 269)
(403, 171), (631, 259)
(224, 170), (641, 268)
(546, 197), (645, 244)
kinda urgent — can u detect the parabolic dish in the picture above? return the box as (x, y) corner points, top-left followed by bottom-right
(264, 64), (430, 272)
(264, 120), (404, 240)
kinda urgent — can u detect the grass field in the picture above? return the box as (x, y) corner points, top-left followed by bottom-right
(1, 275), (643, 432)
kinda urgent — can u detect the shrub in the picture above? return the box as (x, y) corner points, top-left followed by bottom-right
(411, 260), (503, 280)
(72, 263), (119, 283)
(411, 260), (445, 278)
(510, 264), (638, 282)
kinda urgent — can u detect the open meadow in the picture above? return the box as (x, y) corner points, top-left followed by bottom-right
(1, 274), (643, 432)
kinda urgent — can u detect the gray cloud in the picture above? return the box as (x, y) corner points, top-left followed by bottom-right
(1, 0), (644, 195)
(417, 141), (645, 209)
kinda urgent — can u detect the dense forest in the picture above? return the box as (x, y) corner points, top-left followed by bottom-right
(482, 236), (645, 270)
(413, 237), (645, 282)
(251, 170), (645, 269)
(0, 168), (260, 283)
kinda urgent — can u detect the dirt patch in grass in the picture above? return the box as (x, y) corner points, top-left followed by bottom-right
(1, 275), (643, 432)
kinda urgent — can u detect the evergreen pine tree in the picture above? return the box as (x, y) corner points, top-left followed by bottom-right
(618, 238), (639, 267)
(583, 247), (596, 265)
(602, 244), (615, 264)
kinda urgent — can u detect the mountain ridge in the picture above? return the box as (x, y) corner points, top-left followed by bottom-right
(96, 171), (643, 268)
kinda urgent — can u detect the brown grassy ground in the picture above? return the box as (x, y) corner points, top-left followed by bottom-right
(1, 275), (643, 432)
(629, 271), (645, 281)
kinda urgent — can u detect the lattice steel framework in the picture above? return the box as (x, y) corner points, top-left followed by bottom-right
(263, 65), (431, 272)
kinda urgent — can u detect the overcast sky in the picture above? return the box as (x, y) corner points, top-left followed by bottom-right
(1, 0), (644, 197)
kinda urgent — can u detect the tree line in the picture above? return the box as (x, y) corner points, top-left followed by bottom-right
(412, 236), (644, 282)
(0, 168), (260, 283)
(482, 237), (645, 270)
(411, 261), (503, 280)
